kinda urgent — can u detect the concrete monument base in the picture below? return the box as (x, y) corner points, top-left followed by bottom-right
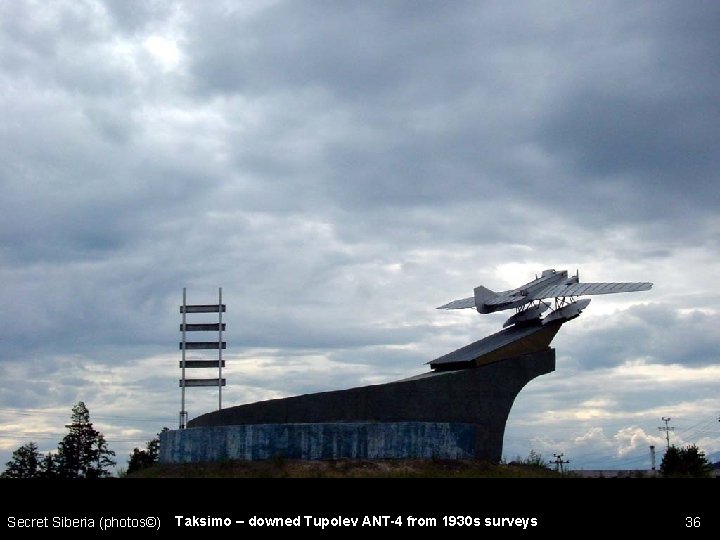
(159, 348), (554, 463)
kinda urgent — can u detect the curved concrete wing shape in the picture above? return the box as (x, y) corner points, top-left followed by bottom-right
(174, 349), (555, 463)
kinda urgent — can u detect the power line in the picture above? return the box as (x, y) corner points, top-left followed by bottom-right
(675, 416), (720, 441)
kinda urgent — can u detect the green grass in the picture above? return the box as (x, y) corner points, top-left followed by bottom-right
(127, 458), (569, 478)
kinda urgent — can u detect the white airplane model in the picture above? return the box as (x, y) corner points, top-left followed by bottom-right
(438, 269), (652, 328)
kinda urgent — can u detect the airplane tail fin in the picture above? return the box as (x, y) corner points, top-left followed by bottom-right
(473, 285), (498, 314)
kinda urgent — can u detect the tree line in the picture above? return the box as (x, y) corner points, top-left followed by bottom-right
(1, 401), (165, 478)
(514, 445), (713, 477)
(660, 444), (714, 477)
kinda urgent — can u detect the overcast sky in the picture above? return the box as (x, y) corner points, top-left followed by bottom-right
(1, 0), (718, 471)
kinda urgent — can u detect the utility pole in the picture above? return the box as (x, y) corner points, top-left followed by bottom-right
(658, 417), (674, 450)
(552, 453), (569, 474)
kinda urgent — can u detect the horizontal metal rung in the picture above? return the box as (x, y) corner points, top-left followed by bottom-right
(180, 304), (226, 313)
(180, 323), (226, 331)
(179, 378), (226, 387)
(179, 342), (227, 350)
(179, 360), (226, 368)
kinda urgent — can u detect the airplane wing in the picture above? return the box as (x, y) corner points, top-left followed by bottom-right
(533, 282), (652, 300)
(437, 297), (475, 309)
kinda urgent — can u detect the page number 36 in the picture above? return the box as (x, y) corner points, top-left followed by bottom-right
(685, 517), (700, 528)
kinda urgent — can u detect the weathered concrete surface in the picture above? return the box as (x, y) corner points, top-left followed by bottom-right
(178, 349), (554, 462)
(160, 422), (476, 463)
(429, 321), (562, 370)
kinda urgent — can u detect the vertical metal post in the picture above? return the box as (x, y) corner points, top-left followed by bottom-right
(178, 287), (225, 425)
(180, 287), (187, 429)
(218, 287), (223, 411)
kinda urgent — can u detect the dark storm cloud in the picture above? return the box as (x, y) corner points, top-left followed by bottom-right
(0, 134), (218, 265)
(183, 1), (537, 217)
(534, 3), (720, 229)
(187, 2), (475, 101)
(179, 0), (720, 251)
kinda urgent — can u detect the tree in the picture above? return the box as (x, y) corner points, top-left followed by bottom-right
(38, 453), (59, 479)
(55, 401), (116, 478)
(1, 442), (41, 478)
(660, 444), (713, 478)
(127, 427), (168, 475)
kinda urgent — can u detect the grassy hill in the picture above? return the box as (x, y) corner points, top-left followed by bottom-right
(128, 458), (568, 478)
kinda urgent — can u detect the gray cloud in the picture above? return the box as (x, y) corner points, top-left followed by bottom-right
(172, 0), (720, 254)
(566, 304), (720, 369)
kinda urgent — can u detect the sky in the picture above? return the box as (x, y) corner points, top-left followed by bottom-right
(1, 0), (718, 472)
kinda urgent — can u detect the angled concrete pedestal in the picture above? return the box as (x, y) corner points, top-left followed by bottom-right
(160, 348), (554, 463)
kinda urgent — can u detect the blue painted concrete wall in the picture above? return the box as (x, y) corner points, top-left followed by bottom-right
(160, 422), (476, 463)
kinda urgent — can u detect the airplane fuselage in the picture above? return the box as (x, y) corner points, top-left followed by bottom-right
(476, 269), (575, 314)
